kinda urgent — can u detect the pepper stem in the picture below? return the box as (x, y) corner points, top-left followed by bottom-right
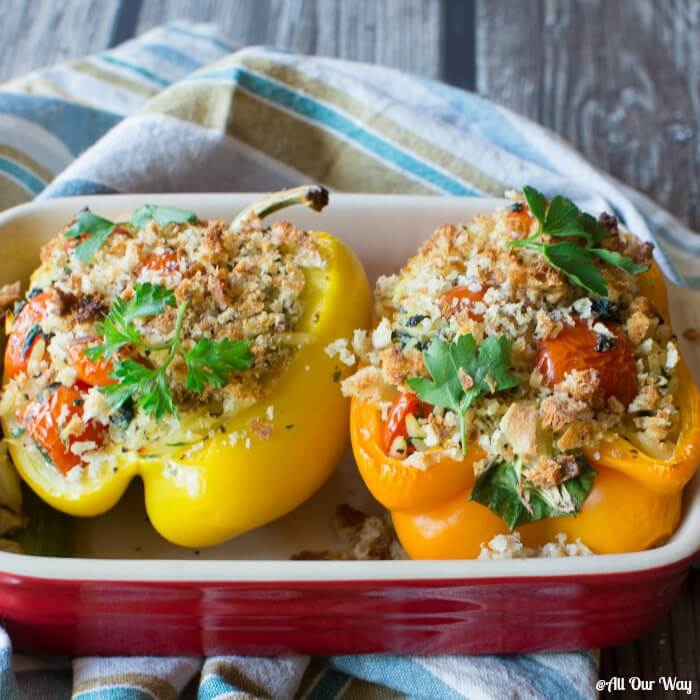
(231, 185), (329, 232)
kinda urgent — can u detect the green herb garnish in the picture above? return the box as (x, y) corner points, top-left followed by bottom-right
(89, 283), (254, 418)
(85, 283), (177, 360)
(64, 211), (125, 264)
(131, 204), (196, 229)
(64, 205), (197, 263)
(508, 186), (648, 296)
(184, 337), (255, 393)
(407, 334), (519, 456)
(470, 456), (596, 529)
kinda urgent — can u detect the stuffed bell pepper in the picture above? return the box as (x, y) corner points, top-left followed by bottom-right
(341, 187), (700, 558)
(0, 186), (371, 547)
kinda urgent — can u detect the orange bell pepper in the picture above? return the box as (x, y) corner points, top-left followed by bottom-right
(350, 263), (700, 558)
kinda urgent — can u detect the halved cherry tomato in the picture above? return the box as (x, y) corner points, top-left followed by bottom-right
(505, 202), (534, 238)
(20, 385), (106, 474)
(536, 319), (638, 406)
(67, 341), (116, 387)
(4, 291), (53, 378)
(383, 391), (431, 453)
(141, 250), (178, 273)
(441, 285), (487, 321)
(352, 398), (480, 513)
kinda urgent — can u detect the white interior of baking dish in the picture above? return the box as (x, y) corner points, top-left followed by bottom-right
(0, 192), (698, 581)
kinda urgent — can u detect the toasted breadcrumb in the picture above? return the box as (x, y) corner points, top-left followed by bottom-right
(291, 504), (407, 560)
(340, 366), (393, 404)
(556, 369), (600, 403)
(478, 532), (592, 559)
(500, 403), (538, 458)
(325, 338), (356, 367)
(526, 454), (579, 489)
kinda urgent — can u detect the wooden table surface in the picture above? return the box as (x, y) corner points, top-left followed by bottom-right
(4, 0), (700, 696)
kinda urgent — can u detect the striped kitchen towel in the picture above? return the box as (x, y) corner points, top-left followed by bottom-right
(0, 18), (694, 700)
(7, 643), (600, 699)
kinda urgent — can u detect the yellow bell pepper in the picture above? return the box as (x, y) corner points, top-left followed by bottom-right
(351, 263), (700, 558)
(3, 187), (372, 547)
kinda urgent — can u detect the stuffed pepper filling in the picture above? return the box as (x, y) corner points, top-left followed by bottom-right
(340, 188), (698, 553)
(1, 189), (328, 482)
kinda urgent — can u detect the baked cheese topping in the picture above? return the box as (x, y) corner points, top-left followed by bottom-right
(0, 206), (325, 475)
(341, 194), (679, 494)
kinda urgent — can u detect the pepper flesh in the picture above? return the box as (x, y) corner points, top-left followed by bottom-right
(351, 264), (700, 557)
(3, 190), (372, 548)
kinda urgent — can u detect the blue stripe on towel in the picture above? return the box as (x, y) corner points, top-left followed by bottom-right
(0, 156), (46, 194)
(501, 656), (589, 700)
(41, 178), (119, 198)
(197, 675), (237, 700)
(142, 44), (202, 72)
(98, 55), (170, 87)
(74, 688), (153, 700)
(0, 92), (120, 156)
(188, 66), (481, 196)
(328, 656), (463, 699)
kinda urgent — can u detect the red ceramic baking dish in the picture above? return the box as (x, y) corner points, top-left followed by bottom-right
(1, 193), (699, 656)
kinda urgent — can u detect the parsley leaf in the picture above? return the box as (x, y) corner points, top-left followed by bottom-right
(523, 185), (546, 223)
(64, 205), (197, 263)
(93, 283), (253, 418)
(590, 247), (648, 274)
(542, 242), (608, 297)
(510, 186), (649, 296)
(543, 195), (589, 240)
(125, 283), (177, 319)
(470, 456), (597, 529)
(64, 211), (113, 239)
(578, 212), (608, 245)
(407, 334), (519, 455)
(131, 204), (197, 230)
(87, 283), (177, 360)
(102, 360), (175, 419)
(184, 338), (254, 393)
(64, 211), (122, 264)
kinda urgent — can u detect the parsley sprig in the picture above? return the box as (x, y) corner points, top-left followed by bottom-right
(407, 334), (519, 456)
(131, 204), (197, 230)
(85, 283), (178, 360)
(64, 205), (196, 264)
(470, 456), (596, 529)
(507, 186), (648, 296)
(64, 212), (127, 264)
(89, 283), (254, 418)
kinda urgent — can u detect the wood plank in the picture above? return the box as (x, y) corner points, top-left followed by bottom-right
(440, 0), (476, 90)
(476, 0), (700, 231)
(0, 0), (446, 83)
(134, 0), (443, 78)
(0, 0), (122, 81)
